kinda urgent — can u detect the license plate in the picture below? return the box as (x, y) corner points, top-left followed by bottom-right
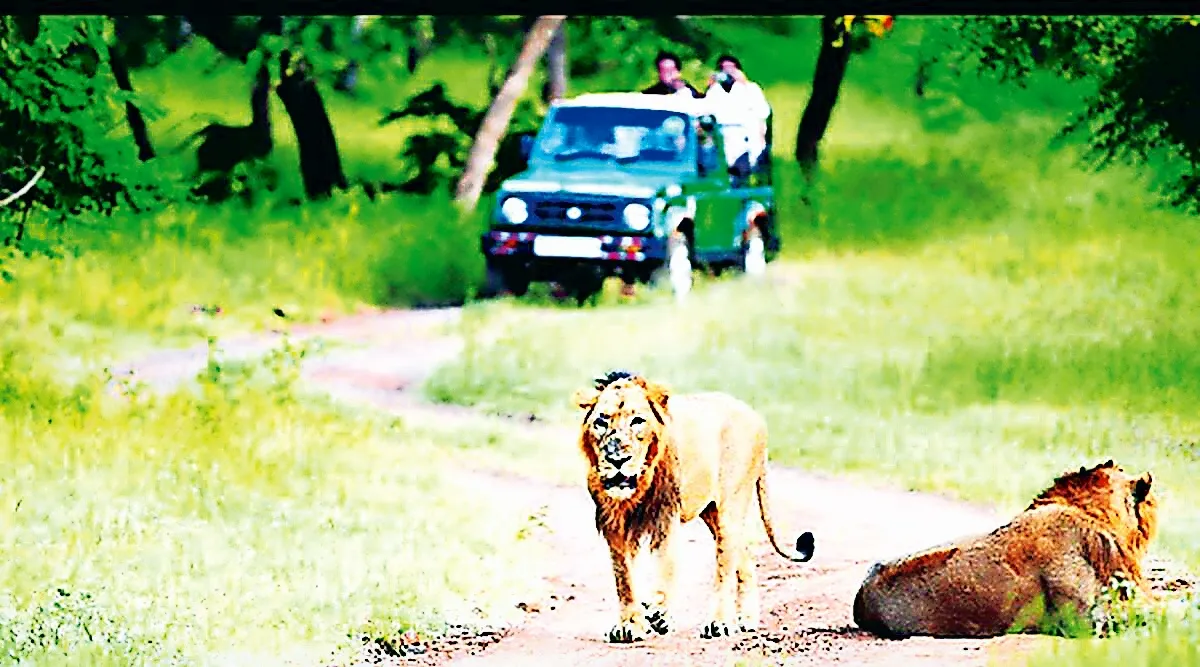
(532, 235), (603, 259)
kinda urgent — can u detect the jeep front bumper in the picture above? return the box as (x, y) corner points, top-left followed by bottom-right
(481, 230), (667, 263)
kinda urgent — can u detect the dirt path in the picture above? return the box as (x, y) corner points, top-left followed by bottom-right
(115, 307), (1193, 667)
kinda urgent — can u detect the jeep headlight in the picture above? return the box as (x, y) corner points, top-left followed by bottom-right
(500, 197), (528, 224)
(623, 203), (651, 231)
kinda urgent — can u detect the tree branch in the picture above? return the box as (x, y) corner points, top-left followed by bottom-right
(0, 167), (46, 207)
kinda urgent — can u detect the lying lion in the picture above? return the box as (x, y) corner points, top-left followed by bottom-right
(853, 459), (1158, 638)
(572, 370), (815, 643)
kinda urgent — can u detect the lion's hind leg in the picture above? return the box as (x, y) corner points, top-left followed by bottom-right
(734, 542), (761, 632)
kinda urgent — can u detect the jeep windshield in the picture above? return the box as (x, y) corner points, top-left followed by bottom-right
(532, 106), (692, 167)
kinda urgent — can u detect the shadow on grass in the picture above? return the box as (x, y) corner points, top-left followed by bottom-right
(773, 151), (1012, 255)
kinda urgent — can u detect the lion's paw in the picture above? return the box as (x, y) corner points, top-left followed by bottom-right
(700, 621), (732, 639)
(607, 615), (652, 643)
(642, 602), (671, 635)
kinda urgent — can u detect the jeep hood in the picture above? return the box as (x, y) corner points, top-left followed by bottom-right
(501, 167), (682, 200)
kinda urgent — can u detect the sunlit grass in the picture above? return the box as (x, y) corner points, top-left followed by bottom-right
(2, 193), (486, 377)
(0, 344), (558, 666)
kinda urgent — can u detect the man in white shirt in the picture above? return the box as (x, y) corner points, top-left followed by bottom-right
(704, 54), (771, 174)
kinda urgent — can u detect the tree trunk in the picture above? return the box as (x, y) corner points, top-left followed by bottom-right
(914, 49), (937, 98)
(794, 15), (852, 174)
(107, 40), (155, 161)
(454, 15), (564, 210)
(544, 21), (568, 103)
(275, 49), (348, 200)
(407, 16), (434, 74)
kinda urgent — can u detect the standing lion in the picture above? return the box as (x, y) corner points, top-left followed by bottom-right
(853, 459), (1158, 638)
(571, 370), (816, 643)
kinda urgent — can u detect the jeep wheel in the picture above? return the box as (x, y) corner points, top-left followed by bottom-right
(483, 259), (530, 298)
(651, 233), (693, 301)
(561, 270), (605, 307)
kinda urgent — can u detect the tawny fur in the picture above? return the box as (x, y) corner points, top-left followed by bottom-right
(853, 459), (1158, 639)
(572, 370), (814, 644)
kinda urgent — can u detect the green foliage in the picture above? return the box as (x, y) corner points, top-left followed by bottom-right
(380, 84), (545, 196)
(567, 17), (724, 86)
(952, 16), (1200, 211)
(111, 15), (192, 70)
(0, 16), (182, 223)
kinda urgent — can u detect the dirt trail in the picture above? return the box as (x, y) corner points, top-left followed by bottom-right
(116, 307), (1193, 667)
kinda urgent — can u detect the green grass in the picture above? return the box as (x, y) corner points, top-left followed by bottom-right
(0, 36), (549, 666)
(3, 193), (485, 377)
(0, 340), (561, 666)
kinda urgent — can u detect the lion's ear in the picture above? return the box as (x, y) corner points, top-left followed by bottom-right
(1133, 473), (1153, 503)
(640, 379), (671, 423)
(572, 387), (601, 412)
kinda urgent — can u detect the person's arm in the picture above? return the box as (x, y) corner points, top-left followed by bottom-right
(687, 82), (706, 98)
(747, 82), (771, 121)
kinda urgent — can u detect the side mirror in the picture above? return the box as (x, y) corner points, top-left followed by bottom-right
(519, 134), (534, 161)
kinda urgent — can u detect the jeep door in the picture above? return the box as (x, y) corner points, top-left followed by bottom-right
(689, 122), (744, 263)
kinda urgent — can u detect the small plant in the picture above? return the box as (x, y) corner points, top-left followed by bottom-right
(1089, 573), (1158, 638)
(515, 504), (550, 541)
(0, 588), (184, 665)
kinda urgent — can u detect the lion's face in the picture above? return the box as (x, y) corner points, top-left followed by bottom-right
(573, 374), (670, 501)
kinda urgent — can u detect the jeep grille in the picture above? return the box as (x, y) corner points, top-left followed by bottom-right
(532, 198), (619, 224)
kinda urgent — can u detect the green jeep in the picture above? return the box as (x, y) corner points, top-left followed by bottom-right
(480, 91), (779, 304)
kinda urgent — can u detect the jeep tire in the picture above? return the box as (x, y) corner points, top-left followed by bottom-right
(482, 258), (530, 298)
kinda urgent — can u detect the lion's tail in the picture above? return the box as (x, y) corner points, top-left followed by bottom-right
(756, 472), (815, 563)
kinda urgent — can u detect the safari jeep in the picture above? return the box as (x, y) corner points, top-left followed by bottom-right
(479, 92), (779, 304)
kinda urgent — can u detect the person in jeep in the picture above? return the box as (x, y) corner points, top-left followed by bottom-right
(704, 53), (771, 177)
(641, 50), (704, 98)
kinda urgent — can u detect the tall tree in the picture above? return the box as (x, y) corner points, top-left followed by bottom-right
(794, 16), (852, 176)
(183, 15), (347, 200)
(276, 46), (347, 199)
(544, 21), (568, 103)
(108, 17), (155, 161)
(406, 16), (434, 74)
(794, 15), (893, 176)
(454, 15), (565, 210)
